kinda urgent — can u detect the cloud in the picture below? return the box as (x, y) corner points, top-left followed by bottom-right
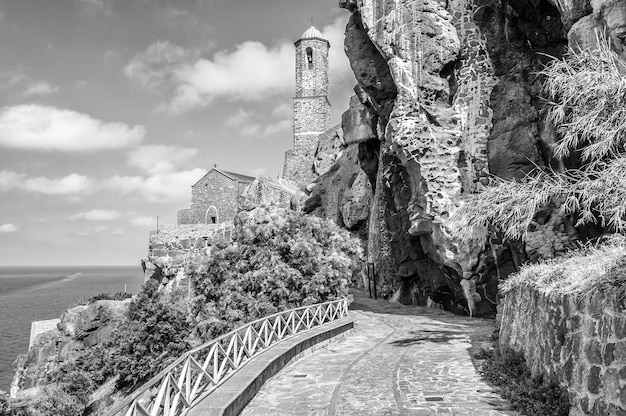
(131, 216), (155, 226)
(127, 144), (197, 174)
(224, 108), (290, 137)
(124, 16), (353, 114)
(0, 71), (25, 89)
(21, 81), (60, 97)
(272, 102), (292, 118)
(240, 120), (291, 137)
(320, 17), (354, 87)
(104, 168), (207, 203)
(70, 209), (121, 221)
(170, 41), (294, 112)
(0, 224), (18, 233)
(76, 0), (113, 15)
(0, 170), (95, 195)
(125, 41), (199, 92)
(0, 105), (145, 151)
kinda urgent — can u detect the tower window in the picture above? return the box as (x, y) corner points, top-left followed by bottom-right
(306, 47), (313, 69)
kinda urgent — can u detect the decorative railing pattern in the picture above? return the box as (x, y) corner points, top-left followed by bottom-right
(105, 298), (349, 416)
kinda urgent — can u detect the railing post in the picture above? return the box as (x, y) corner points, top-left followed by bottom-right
(105, 298), (349, 416)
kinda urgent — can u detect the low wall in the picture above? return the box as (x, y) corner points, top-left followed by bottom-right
(500, 287), (626, 415)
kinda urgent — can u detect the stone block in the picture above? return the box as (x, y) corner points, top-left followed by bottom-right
(604, 343), (616, 366)
(588, 366), (602, 394)
(585, 340), (603, 365)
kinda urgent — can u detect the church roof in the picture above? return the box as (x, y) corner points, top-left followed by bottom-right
(192, 168), (256, 187)
(220, 170), (256, 183)
(301, 26), (323, 39)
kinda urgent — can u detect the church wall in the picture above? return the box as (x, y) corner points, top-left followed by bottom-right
(189, 171), (239, 224)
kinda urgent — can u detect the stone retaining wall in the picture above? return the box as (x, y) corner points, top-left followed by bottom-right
(500, 287), (626, 415)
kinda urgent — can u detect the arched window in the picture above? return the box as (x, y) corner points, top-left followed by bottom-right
(206, 206), (218, 224)
(305, 47), (313, 69)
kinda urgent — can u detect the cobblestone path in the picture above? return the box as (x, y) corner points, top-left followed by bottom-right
(239, 290), (518, 416)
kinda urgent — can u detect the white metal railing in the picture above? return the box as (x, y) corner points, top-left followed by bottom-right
(105, 298), (349, 416)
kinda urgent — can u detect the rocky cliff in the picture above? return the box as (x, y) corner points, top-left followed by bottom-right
(10, 299), (130, 398)
(303, 0), (626, 314)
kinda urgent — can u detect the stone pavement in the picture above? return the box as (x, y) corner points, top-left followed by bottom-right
(239, 289), (519, 416)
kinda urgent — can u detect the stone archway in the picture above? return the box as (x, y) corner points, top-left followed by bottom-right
(205, 206), (218, 224)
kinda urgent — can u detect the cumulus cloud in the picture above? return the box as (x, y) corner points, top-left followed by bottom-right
(272, 102), (292, 118)
(104, 168), (207, 203)
(224, 108), (290, 137)
(170, 41), (293, 112)
(320, 17), (354, 87)
(131, 216), (155, 226)
(21, 81), (60, 97)
(127, 144), (197, 174)
(70, 209), (121, 221)
(0, 224), (18, 233)
(125, 41), (199, 92)
(0, 170), (94, 195)
(123, 16), (352, 114)
(0, 105), (145, 151)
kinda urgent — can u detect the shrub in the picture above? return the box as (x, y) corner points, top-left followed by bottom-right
(70, 291), (133, 307)
(451, 34), (626, 243)
(191, 211), (362, 340)
(481, 346), (570, 416)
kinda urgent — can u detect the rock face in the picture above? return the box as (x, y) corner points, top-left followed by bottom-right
(11, 299), (130, 397)
(317, 0), (626, 314)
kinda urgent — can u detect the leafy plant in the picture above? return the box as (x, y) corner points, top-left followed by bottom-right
(480, 346), (570, 416)
(451, 34), (626, 243)
(191, 211), (361, 340)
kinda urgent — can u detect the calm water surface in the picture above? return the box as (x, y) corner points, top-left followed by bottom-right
(0, 266), (144, 392)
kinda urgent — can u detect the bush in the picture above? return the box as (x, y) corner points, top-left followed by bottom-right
(451, 35), (626, 243)
(191, 211), (362, 340)
(481, 346), (569, 416)
(70, 291), (133, 307)
(35, 211), (362, 412)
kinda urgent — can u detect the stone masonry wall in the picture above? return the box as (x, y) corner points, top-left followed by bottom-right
(295, 39), (329, 97)
(293, 97), (331, 134)
(500, 287), (626, 415)
(188, 171), (239, 224)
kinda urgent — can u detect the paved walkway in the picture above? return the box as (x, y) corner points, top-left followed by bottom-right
(240, 290), (518, 416)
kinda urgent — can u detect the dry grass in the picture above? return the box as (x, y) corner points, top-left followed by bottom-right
(450, 33), (626, 243)
(500, 236), (626, 298)
(542, 32), (626, 163)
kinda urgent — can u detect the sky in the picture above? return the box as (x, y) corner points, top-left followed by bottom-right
(0, 0), (357, 266)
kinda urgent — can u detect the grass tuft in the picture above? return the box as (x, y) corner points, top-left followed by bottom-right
(500, 235), (626, 300)
(449, 32), (626, 243)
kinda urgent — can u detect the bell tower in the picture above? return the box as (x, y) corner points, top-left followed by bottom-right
(283, 26), (331, 188)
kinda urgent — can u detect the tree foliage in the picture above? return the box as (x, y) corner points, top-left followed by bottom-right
(9, 210), (360, 415)
(191, 210), (362, 340)
(451, 35), (626, 242)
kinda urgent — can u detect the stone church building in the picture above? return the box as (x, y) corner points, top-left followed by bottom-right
(177, 26), (337, 226)
(177, 168), (255, 225)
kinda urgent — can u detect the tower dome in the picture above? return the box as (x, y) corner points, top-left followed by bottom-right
(301, 26), (322, 39)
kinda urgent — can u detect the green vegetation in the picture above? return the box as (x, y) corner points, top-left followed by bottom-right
(501, 236), (626, 299)
(452, 35), (626, 243)
(191, 211), (361, 340)
(480, 346), (570, 416)
(5, 211), (361, 415)
(69, 291), (133, 308)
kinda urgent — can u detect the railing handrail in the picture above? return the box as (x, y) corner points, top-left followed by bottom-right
(105, 297), (349, 416)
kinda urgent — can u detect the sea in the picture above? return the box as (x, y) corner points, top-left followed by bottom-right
(0, 265), (144, 392)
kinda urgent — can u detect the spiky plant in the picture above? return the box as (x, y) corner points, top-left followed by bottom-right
(451, 33), (626, 243)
